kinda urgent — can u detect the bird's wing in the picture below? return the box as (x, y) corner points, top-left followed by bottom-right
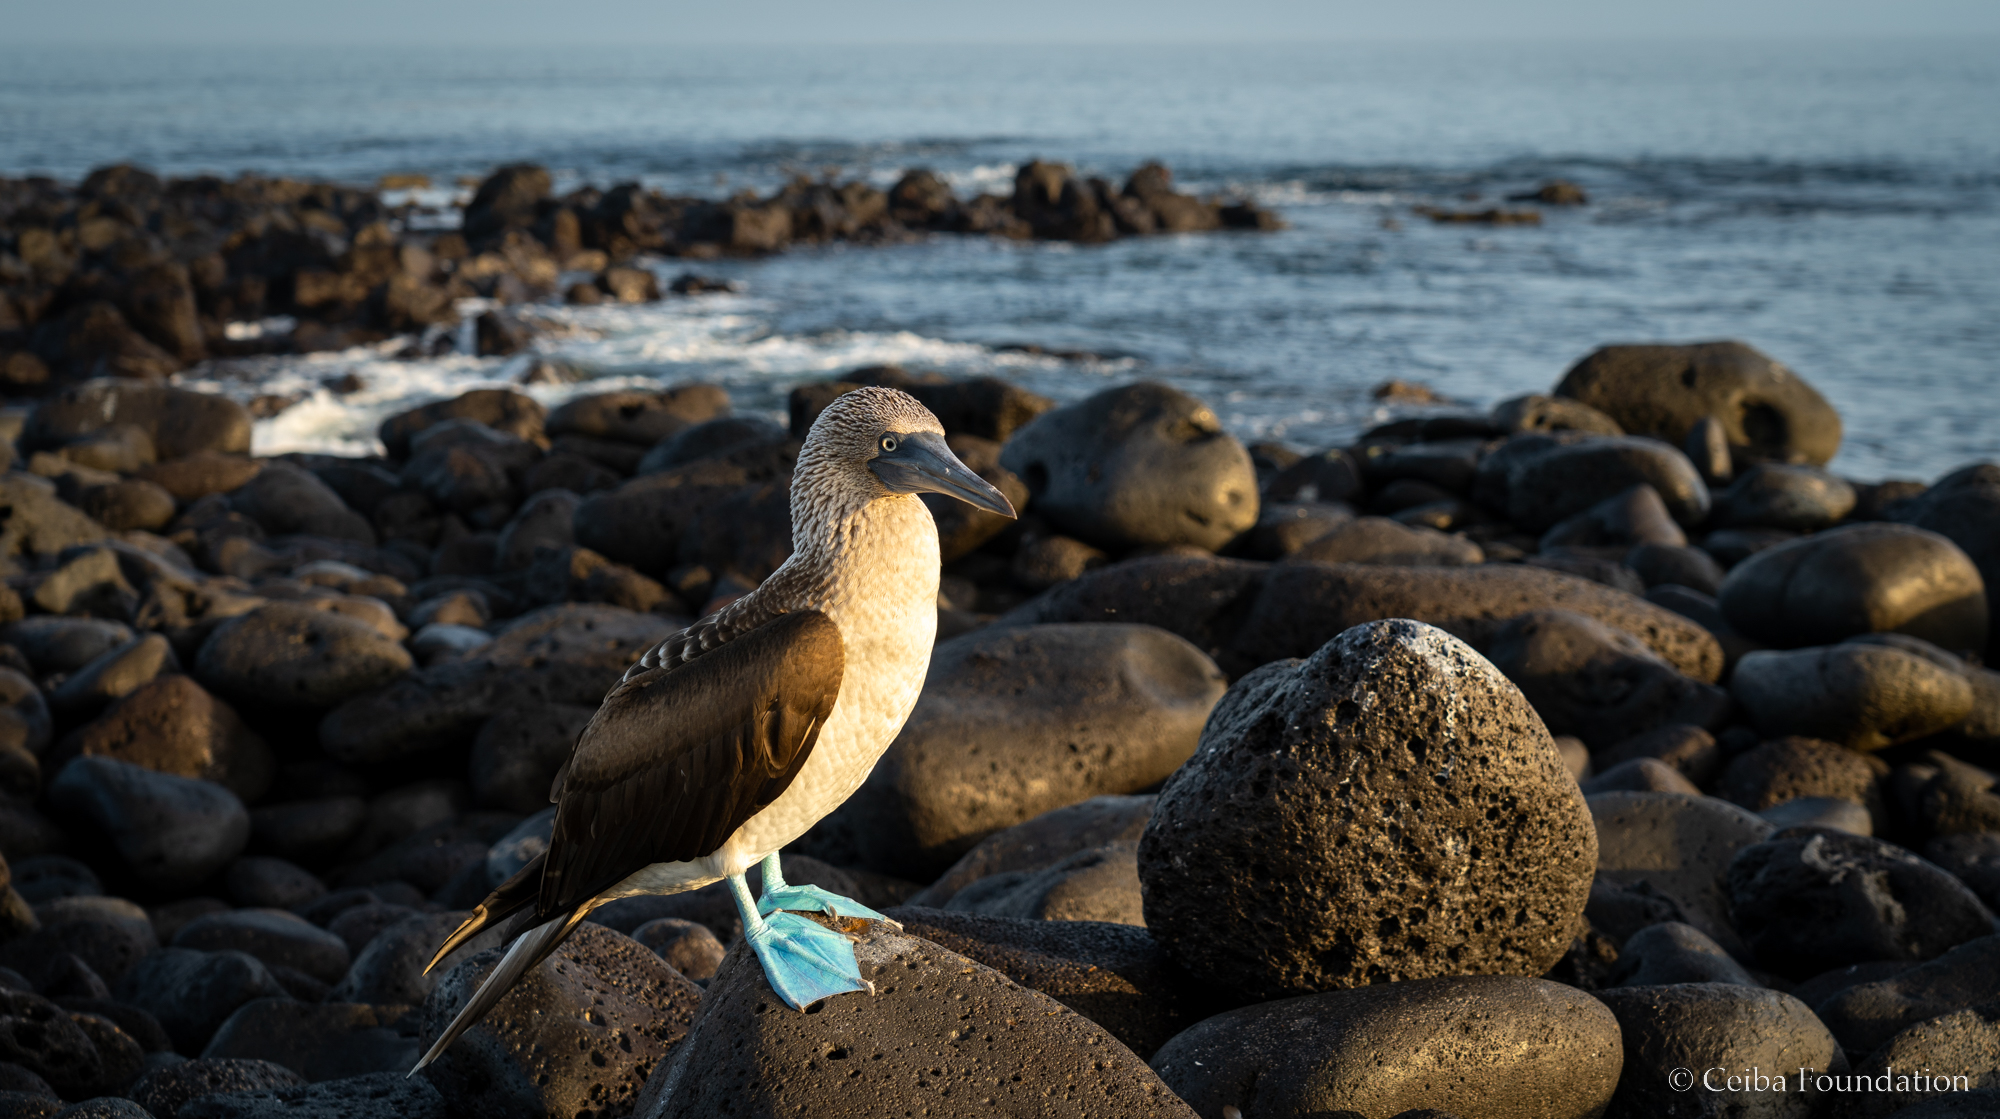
(534, 608), (844, 919)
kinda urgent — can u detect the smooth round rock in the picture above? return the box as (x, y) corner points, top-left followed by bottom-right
(1731, 643), (1976, 751)
(175, 1069), (445, 1119)
(1813, 935), (2000, 1056)
(226, 463), (374, 545)
(51, 676), (272, 804)
(1718, 523), (1988, 651)
(1588, 791), (1775, 960)
(909, 795), (1155, 908)
(199, 1000), (419, 1084)
(1609, 922), (1759, 988)
(1892, 463), (2000, 656)
(1139, 619), (1596, 1000)
(1486, 609), (1731, 748)
(1711, 463), (1857, 531)
(1149, 976), (1622, 1119)
(172, 910), (352, 986)
(1726, 830), (1997, 979)
(636, 922), (1196, 1119)
(942, 841), (1144, 926)
(1491, 435), (1711, 531)
(1595, 983), (1845, 1119)
(998, 381), (1258, 552)
(834, 623), (1226, 880)
(421, 923), (700, 1119)
(47, 757), (248, 894)
(113, 949), (291, 1053)
(196, 603), (414, 709)
(628, 920), (725, 983)
(1553, 340), (1843, 466)
(1288, 516), (1482, 566)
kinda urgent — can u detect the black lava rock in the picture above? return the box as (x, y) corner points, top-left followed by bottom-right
(1588, 791), (1775, 959)
(113, 949), (291, 1054)
(171, 910), (352, 986)
(1485, 609), (1730, 748)
(1595, 983), (1845, 1119)
(201, 1000), (419, 1083)
(127, 1057), (306, 1119)
(1731, 642), (1976, 751)
(1718, 523), (1988, 652)
(1552, 340), (1843, 466)
(1811, 934), (2000, 1056)
(47, 758), (248, 895)
(177, 1070), (446, 1119)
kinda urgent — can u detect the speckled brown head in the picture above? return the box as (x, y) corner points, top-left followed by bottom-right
(791, 387), (1015, 538)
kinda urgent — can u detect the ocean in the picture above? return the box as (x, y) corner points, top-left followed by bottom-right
(3, 39), (1996, 480)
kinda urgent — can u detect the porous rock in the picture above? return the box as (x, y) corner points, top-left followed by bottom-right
(1840, 1003), (2000, 1119)
(998, 381), (1257, 552)
(545, 385), (728, 446)
(1812, 935), (2000, 1056)
(831, 624), (1224, 879)
(127, 1057), (305, 1119)
(1149, 976), (1622, 1119)
(172, 910), (351, 986)
(636, 921), (1195, 1118)
(1726, 830), (1996, 980)
(176, 1069), (446, 1119)
(327, 911), (504, 1008)
(51, 676), (272, 804)
(0, 990), (103, 1100)
(1718, 523), (1988, 652)
(421, 922), (700, 1119)
(908, 795), (1155, 908)
(1139, 620), (1596, 1000)
(941, 840), (1144, 925)
(1716, 736), (1888, 831)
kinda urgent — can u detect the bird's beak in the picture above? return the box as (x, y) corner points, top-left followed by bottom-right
(871, 431), (1017, 518)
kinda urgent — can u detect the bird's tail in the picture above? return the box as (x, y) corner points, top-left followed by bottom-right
(408, 908), (586, 1076)
(423, 852), (547, 975)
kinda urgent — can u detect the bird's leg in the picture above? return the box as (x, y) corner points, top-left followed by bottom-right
(728, 871), (874, 1010)
(755, 852), (891, 924)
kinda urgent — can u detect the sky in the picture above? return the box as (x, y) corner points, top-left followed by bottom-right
(7, 0), (2000, 46)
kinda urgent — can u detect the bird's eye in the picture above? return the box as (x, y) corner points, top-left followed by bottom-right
(879, 434), (900, 453)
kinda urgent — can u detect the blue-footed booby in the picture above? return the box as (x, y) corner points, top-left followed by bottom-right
(410, 387), (1015, 1072)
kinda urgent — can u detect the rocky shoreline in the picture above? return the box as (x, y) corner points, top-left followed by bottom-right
(0, 160), (1282, 395)
(0, 319), (1993, 1116)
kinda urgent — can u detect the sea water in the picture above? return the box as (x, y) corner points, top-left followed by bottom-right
(2, 39), (1995, 479)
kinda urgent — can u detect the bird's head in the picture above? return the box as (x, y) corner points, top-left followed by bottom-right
(796, 386), (1017, 520)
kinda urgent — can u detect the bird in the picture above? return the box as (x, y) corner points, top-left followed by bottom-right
(409, 386), (1015, 1073)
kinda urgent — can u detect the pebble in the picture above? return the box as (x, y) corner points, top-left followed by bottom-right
(546, 386), (727, 447)
(831, 624), (1223, 880)
(47, 758), (248, 893)
(1726, 830), (1997, 979)
(1150, 976), (1622, 1119)
(1625, 541), (1727, 595)
(46, 635), (177, 716)
(1139, 620), (1595, 1000)
(1486, 608), (1731, 747)
(379, 389), (547, 459)
(421, 923), (700, 1119)
(998, 381), (1258, 552)
(221, 858), (324, 911)
(247, 796), (368, 867)
(0, 898), (155, 990)
(636, 921), (1195, 1118)
(1731, 642), (1976, 750)
(1718, 523), (1988, 651)
(1588, 790), (1774, 959)
(1595, 982), (1845, 1119)
(27, 383), (252, 462)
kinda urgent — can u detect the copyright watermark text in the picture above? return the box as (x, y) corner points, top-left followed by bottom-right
(1670, 1067), (1972, 1095)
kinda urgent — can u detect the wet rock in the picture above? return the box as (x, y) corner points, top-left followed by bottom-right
(1718, 523), (1988, 651)
(909, 795), (1155, 908)
(127, 1057), (305, 1119)
(637, 921), (1193, 1119)
(0, 990), (104, 1099)
(196, 602), (413, 709)
(1140, 620), (1596, 1000)
(1486, 609), (1731, 748)
(1892, 463), (2000, 656)
(172, 910), (351, 986)
(1482, 434), (1710, 531)
(1731, 643), (1976, 751)
(829, 624), (1225, 880)
(226, 463), (374, 545)
(1589, 791), (1774, 959)
(628, 920), (724, 983)
(421, 923), (700, 1119)
(221, 858), (323, 911)
(998, 382), (1257, 552)
(1225, 561), (1725, 683)
(200, 1001), (417, 1083)
(1554, 340), (1844, 466)
(114, 949), (290, 1053)
(944, 840), (1144, 925)
(545, 386), (729, 447)
(1716, 736), (1888, 831)
(50, 676), (272, 803)
(1711, 463), (1857, 531)
(1288, 515), (1482, 566)
(378, 390), (546, 460)
(1150, 976), (1621, 1119)
(1726, 831), (1996, 979)
(1812, 935), (2000, 1056)
(1595, 983), (1845, 1119)
(467, 702), (594, 814)
(48, 758), (248, 894)
(1610, 922), (1759, 987)
(176, 1069), (446, 1119)
(27, 382), (252, 462)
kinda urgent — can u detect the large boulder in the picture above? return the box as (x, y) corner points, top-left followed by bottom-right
(998, 382), (1257, 552)
(831, 624), (1225, 880)
(1150, 977), (1622, 1119)
(1139, 620), (1596, 1001)
(420, 923), (700, 1119)
(636, 920), (1196, 1118)
(26, 381), (252, 460)
(1719, 523), (1988, 652)
(1731, 642), (1976, 751)
(196, 603), (413, 710)
(1594, 983), (1846, 1119)
(48, 758), (248, 894)
(1553, 340), (1843, 466)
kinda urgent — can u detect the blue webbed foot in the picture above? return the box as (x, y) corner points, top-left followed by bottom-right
(744, 910), (874, 1009)
(757, 882), (888, 923)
